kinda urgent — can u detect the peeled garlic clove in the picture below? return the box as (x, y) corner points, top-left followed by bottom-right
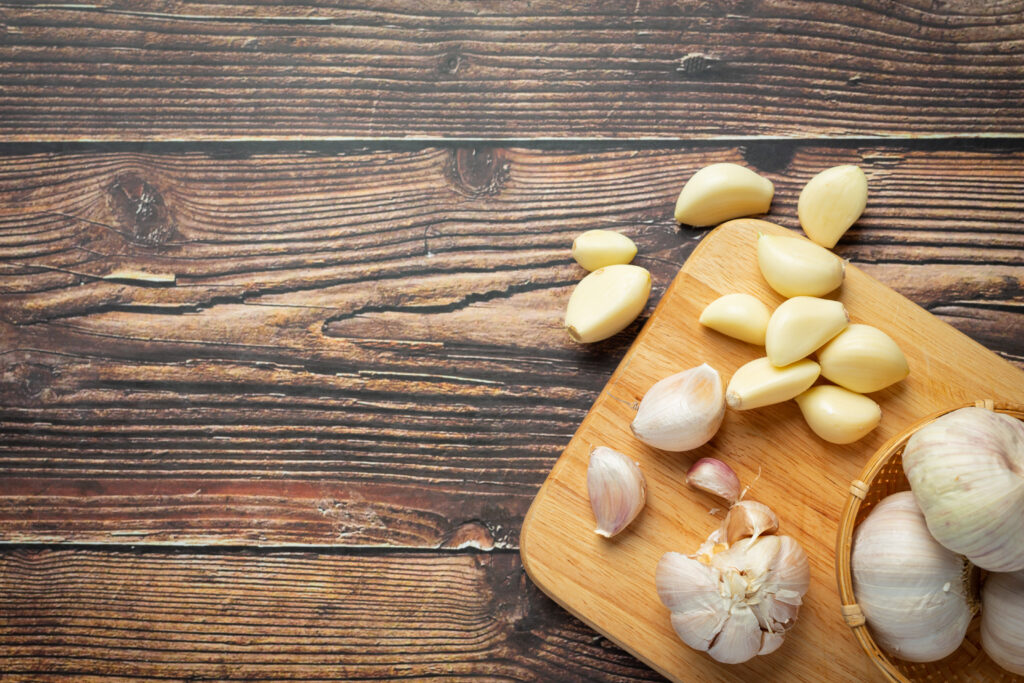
(981, 569), (1024, 675)
(851, 492), (973, 663)
(798, 165), (868, 248)
(674, 163), (774, 227)
(902, 407), (1024, 572)
(725, 357), (820, 411)
(794, 384), (881, 444)
(564, 264), (651, 344)
(724, 500), (779, 544)
(757, 234), (846, 298)
(631, 363), (725, 452)
(698, 293), (771, 345)
(765, 296), (849, 367)
(586, 446), (646, 538)
(571, 230), (638, 271)
(687, 457), (741, 504)
(816, 323), (909, 393)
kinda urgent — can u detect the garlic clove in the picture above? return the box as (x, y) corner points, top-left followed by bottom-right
(725, 357), (820, 411)
(707, 606), (763, 665)
(586, 446), (646, 538)
(798, 165), (868, 248)
(794, 384), (881, 444)
(571, 229), (638, 271)
(674, 163), (774, 227)
(564, 264), (651, 343)
(757, 234), (846, 298)
(686, 457), (742, 504)
(758, 632), (785, 656)
(817, 323), (909, 393)
(724, 500), (779, 544)
(631, 363), (726, 452)
(698, 293), (771, 345)
(764, 296), (849, 367)
(981, 569), (1024, 675)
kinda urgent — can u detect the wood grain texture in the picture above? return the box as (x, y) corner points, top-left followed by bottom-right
(520, 219), (1024, 683)
(0, 142), (1021, 546)
(1, 1), (1024, 139)
(0, 546), (663, 681)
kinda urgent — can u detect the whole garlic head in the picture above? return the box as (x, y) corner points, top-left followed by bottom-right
(631, 364), (726, 452)
(656, 502), (810, 664)
(851, 491), (974, 663)
(981, 569), (1024, 675)
(902, 407), (1024, 572)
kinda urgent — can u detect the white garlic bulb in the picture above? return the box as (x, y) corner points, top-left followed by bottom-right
(630, 364), (726, 452)
(902, 407), (1024, 572)
(981, 569), (1024, 675)
(656, 502), (810, 664)
(586, 446), (646, 538)
(851, 491), (973, 663)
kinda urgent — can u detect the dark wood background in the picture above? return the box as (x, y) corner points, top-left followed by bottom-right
(1, 2), (1022, 681)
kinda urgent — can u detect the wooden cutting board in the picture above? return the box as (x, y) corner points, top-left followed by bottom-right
(519, 218), (1024, 683)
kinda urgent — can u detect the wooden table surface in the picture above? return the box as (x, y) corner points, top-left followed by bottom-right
(0, 3), (1022, 681)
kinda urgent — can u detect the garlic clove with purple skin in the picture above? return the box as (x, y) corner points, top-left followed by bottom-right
(686, 457), (741, 504)
(586, 446), (646, 538)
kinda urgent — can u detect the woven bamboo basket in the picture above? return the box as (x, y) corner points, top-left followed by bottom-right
(835, 399), (1024, 683)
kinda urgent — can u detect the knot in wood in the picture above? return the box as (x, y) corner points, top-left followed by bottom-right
(677, 52), (719, 77)
(447, 147), (510, 198)
(108, 173), (178, 247)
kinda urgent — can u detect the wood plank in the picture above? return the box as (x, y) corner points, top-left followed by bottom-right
(0, 546), (664, 681)
(0, 2), (1023, 139)
(0, 142), (1021, 546)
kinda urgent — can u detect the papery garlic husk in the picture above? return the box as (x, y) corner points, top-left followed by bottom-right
(981, 568), (1024, 675)
(657, 528), (810, 664)
(851, 491), (974, 663)
(698, 293), (771, 346)
(902, 407), (1024, 572)
(586, 446), (646, 538)
(631, 363), (726, 452)
(724, 500), (779, 544)
(687, 457), (741, 504)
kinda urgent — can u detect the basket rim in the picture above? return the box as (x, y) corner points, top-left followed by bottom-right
(834, 399), (1024, 683)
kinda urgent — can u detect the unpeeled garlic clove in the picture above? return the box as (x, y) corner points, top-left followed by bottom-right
(725, 357), (820, 410)
(798, 165), (868, 248)
(757, 233), (846, 298)
(586, 446), (646, 538)
(687, 457), (741, 504)
(724, 500), (779, 544)
(564, 264), (651, 343)
(764, 296), (849, 367)
(631, 363), (725, 452)
(698, 293), (771, 345)
(794, 384), (881, 444)
(571, 229), (638, 271)
(674, 163), (774, 227)
(816, 323), (909, 393)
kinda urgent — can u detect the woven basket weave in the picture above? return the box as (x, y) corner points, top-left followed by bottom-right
(835, 399), (1024, 683)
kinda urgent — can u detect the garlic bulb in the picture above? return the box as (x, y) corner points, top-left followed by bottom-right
(687, 457), (741, 504)
(851, 491), (973, 663)
(657, 504), (810, 664)
(586, 446), (646, 538)
(981, 569), (1024, 675)
(902, 407), (1024, 572)
(631, 364), (726, 452)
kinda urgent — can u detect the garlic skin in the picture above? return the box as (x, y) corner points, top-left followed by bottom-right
(686, 457), (741, 504)
(564, 264), (651, 343)
(764, 296), (849, 367)
(698, 293), (771, 345)
(794, 384), (881, 444)
(586, 446), (646, 538)
(902, 407), (1024, 572)
(724, 500), (779, 544)
(757, 234), (846, 298)
(851, 491), (973, 663)
(674, 163), (774, 227)
(725, 357), (820, 410)
(981, 569), (1024, 674)
(571, 230), (638, 271)
(631, 364), (726, 452)
(797, 165), (868, 248)
(816, 324), (909, 393)
(657, 517), (810, 665)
